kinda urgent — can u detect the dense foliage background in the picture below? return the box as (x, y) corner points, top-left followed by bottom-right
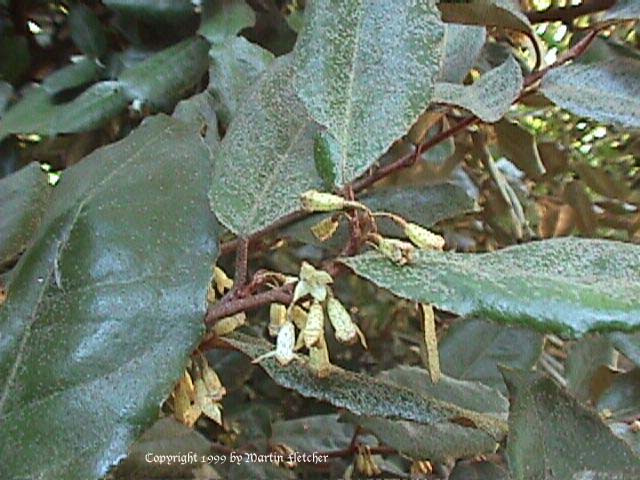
(0, 0), (639, 479)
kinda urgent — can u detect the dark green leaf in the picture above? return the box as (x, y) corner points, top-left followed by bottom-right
(293, 0), (445, 186)
(173, 91), (220, 154)
(119, 37), (210, 111)
(199, 0), (256, 44)
(439, 0), (532, 34)
(0, 81), (13, 115)
(341, 238), (640, 337)
(0, 35), (30, 85)
(0, 163), (51, 267)
(0, 115), (219, 480)
(207, 36), (274, 127)
(0, 82), (129, 140)
(597, 370), (640, 421)
(271, 414), (355, 452)
(604, 0), (640, 21)
(450, 460), (509, 480)
(42, 59), (103, 95)
(103, 0), (195, 23)
(111, 417), (215, 479)
(224, 332), (507, 438)
(503, 369), (640, 480)
(541, 58), (640, 129)
(68, 5), (108, 58)
(439, 23), (486, 83)
(440, 318), (543, 395)
(566, 336), (617, 403)
(209, 55), (322, 236)
(495, 119), (546, 178)
(434, 56), (523, 122)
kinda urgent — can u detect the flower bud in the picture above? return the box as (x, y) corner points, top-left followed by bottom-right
(405, 223), (445, 251)
(327, 297), (367, 348)
(300, 190), (347, 212)
(311, 216), (340, 242)
(269, 303), (288, 337)
(303, 302), (324, 348)
(376, 237), (415, 265)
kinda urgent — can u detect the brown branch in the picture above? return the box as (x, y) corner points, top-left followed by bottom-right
(205, 283), (294, 326)
(233, 237), (249, 288)
(526, 0), (616, 24)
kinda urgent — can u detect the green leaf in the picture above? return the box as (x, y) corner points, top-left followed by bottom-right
(207, 36), (274, 127)
(439, 0), (532, 34)
(541, 58), (640, 130)
(439, 318), (543, 395)
(68, 4), (108, 58)
(0, 34), (30, 85)
(172, 91), (220, 154)
(609, 332), (640, 366)
(271, 414), (355, 452)
(495, 119), (546, 178)
(199, 0), (256, 44)
(434, 56), (522, 123)
(0, 81), (12, 115)
(604, 0), (640, 21)
(119, 37), (210, 111)
(450, 461), (509, 480)
(293, 0), (445, 186)
(566, 336), (617, 403)
(503, 369), (640, 480)
(345, 367), (506, 461)
(209, 55), (322, 236)
(341, 238), (640, 337)
(597, 369), (640, 421)
(0, 115), (219, 480)
(224, 332), (507, 439)
(439, 23), (486, 83)
(286, 183), (476, 251)
(103, 0), (195, 23)
(0, 163), (51, 267)
(0, 82), (129, 140)
(42, 58), (103, 95)
(111, 417), (215, 479)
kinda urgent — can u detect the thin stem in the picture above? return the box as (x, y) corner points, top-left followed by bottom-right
(233, 237), (249, 288)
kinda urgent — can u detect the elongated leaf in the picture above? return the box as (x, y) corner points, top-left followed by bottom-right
(504, 369), (640, 480)
(341, 238), (640, 337)
(103, 0), (195, 22)
(434, 56), (522, 122)
(604, 0), (640, 21)
(199, 0), (255, 44)
(208, 36), (274, 127)
(294, 0), (445, 186)
(0, 163), (51, 267)
(440, 0), (532, 34)
(42, 58), (103, 95)
(439, 23), (486, 83)
(495, 119), (546, 178)
(224, 332), (507, 438)
(0, 115), (219, 480)
(209, 55), (322, 236)
(541, 58), (640, 129)
(68, 4), (108, 58)
(0, 82), (129, 140)
(119, 37), (210, 111)
(439, 318), (543, 395)
(271, 414), (355, 452)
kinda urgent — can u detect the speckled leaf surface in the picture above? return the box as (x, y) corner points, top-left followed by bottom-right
(209, 55), (322, 236)
(224, 332), (507, 438)
(439, 318), (543, 395)
(0, 115), (219, 480)
(604, 0), (640, 21)
(503, 369), (640, 480)
(207, 36), (274, 127)
(439, 0), (532, 33)
(293, 0), (445, 186)
(0, 163), (51, 267)
(119, 37), (210, 111)
(439, 23), (486, 83)
(434, 56), (523, 122)
(541, 58), (640, 129)
(342, 238), (640, 337)
(0, 82), (129, 140)
(199, 0), (255, 45)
